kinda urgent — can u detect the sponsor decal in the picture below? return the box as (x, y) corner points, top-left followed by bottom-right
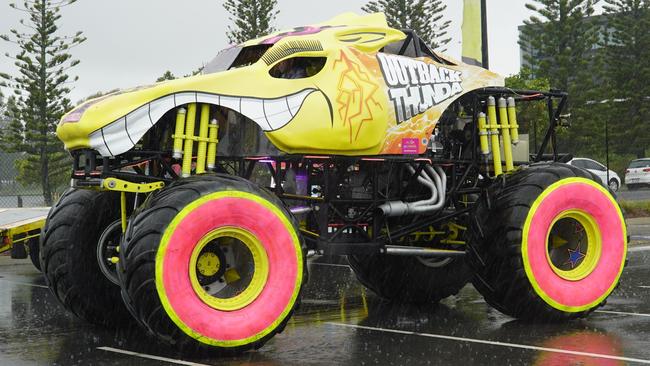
(377, 53), (463, 123)
(401, 138), (419, 154)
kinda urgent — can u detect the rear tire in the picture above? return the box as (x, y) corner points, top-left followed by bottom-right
(119, 175), (305, 353)
(467, 163), (626, 320)
(348, 255), (471, 304)
(40, 189), (132, 327)
(28, 237), (41, 271)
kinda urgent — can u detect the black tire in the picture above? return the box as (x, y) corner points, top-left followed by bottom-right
(608, 179), (619, 192)
(348, 255), (472, 304)
(40, 189), (133, 327)
(28, 237), (41, 271)
(467, 162), (625, 321)
(118, 175), (305, 353)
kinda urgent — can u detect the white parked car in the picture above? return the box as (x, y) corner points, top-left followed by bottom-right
(625, 158), (650, 190)
(568, 158), (621, 191)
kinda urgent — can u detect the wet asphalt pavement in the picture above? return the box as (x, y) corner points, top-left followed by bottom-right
(2, 242), (650, 365)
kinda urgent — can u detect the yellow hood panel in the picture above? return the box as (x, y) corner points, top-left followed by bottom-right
(57, 12), (503, 157)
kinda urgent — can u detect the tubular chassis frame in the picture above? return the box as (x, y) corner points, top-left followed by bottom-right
(69, 88), (569, 258)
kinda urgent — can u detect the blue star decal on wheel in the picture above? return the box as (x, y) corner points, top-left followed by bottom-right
(565, 242), (586, 268)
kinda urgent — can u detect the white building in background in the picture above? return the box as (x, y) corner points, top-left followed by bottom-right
(518, 13), (613, 73)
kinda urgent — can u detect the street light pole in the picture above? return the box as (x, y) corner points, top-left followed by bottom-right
(481, 0), (489, 69)
(605, 116), (610, 184)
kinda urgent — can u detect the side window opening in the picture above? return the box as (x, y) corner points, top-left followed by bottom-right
(269, 57), (326, 79)
(572, 160), (586, 168)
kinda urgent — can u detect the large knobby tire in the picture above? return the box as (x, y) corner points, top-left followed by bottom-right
(28, 237), (41, 272)
(119, 175), (305, 353)
(348, 255), (472, 304)
(467, 163), (627, 320)
(40, 189), (132, 326)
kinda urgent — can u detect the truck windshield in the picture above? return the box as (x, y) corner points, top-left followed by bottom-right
(203, 44), (272, 74)
(629, 160), (650, 168)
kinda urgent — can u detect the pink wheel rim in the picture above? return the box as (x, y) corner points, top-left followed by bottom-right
(525, 181), (625, 309)
(159, 196), (300, 342)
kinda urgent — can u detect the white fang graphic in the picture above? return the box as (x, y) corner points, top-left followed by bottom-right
(89, 89), (316, 157)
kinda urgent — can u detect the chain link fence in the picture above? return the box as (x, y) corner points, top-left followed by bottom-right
(0, 150), (52, 208)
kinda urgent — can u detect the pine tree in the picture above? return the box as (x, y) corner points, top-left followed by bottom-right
(0, 90), (13, 123)
(601, 0), (650, 158)
(156, 70), (177, 82)
(0, 0), (86, 206)
(520, 0), (599, 91)
(0, 95), (21, 149)
(505, 68), (554, 154)
(0, 90), (4, 117)
(0, 94), (22, 197)
(362, 0), (451, 51)
(519, 0), (601, 156)
(155, 66), (204, 83)
(223, 0), (279, 44)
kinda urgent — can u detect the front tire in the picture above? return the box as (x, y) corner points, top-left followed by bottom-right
(40, 189), (132, 326)
(119, 175), (305, 352)
(608, 179), (619, 192)
(467, 163), (626, 320)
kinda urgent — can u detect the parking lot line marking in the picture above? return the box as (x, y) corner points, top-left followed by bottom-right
(631, 236), (650, 241)
(639, 286), (650, 289)
(595, 310), (650, 318)
(629, 245), (650, 252)
(327, 322), (650, 364)
(97, 347), (213, 366)
(0, 279), (48, 289)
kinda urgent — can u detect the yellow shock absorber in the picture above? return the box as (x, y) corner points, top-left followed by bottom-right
(487, 96), (503, 176)
(206, 118), (219, 170)
(172, 108), (186, 159)
(507, 97), (519, 145)
(182, 103), (197, 177)
(195, 104), (210, 174)
(498, 97), (514, 172)
(120, 191), (127, 233)
(477, 112), (490, 156)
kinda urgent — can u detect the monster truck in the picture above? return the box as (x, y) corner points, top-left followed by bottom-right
(42, 12), (627, 352)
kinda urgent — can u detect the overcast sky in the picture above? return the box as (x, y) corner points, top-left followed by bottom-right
(0, 1), (540, 103)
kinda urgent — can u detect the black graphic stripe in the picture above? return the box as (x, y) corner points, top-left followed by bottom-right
(285, 96), (293, 118)
(261, 99), (273, 130)
(100, 128), (113, 157)
(124, 117), (135, 145)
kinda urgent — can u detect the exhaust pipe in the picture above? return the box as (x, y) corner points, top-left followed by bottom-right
(378, 165), (446, 217)
(384, 245), (465, 257)
(289, 206), (313, 215)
